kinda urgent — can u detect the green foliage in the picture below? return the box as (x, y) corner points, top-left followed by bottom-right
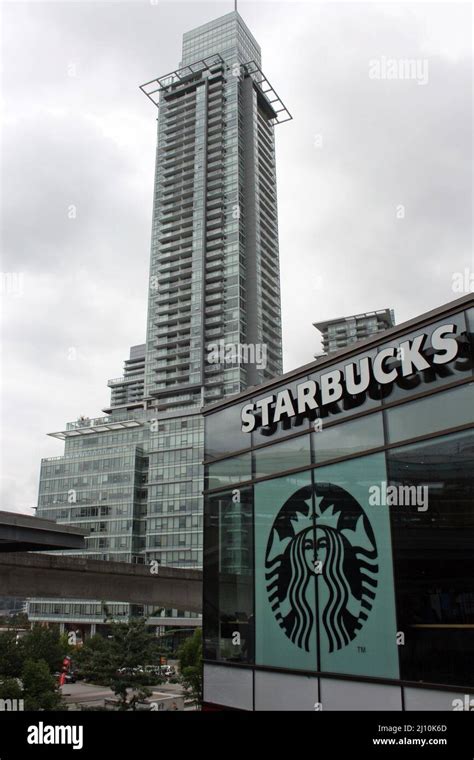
(19, 626), (66, 673)
(75, 620), (164, 710)
(177, 628), (202, 707)
(0, 626), (66, 710)
(0, 626), (66, 679)
(0, 677), (23, 701)
(74, 634), (109, 683)
(59, 631), (73, 652)
(21, 659), (63, 711)
(0, 631), (24, 677)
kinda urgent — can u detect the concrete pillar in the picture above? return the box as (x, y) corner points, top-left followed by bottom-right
(91, 623), (97, 636)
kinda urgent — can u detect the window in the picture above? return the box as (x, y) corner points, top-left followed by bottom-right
(204, 487), (254, 663)
(313, 412), (384, 464)
(254, 435), (310, 478)
(387, 429), (474, 686)
(207, 452), (251, 489)
(205, 405), (252, 459)
(385, 382), (474, 444)
(253, 457), (399, 679)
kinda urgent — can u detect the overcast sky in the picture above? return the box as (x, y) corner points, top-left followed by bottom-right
(1, 0), (472, 514)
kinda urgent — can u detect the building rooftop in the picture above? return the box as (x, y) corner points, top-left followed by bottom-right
(48, 415), (145, 440)
(182, 10), (261, 56)
(313, 309), (394, 331)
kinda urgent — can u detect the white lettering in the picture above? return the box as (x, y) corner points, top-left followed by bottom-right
(241, 404), (256, 433)
(320, 370), (343, 405)
(27, 723), (83, 751)
(296, 380), (318, 414)
(255, 395), (275, 427)
(372, 348), (398, 384)
(345, 357), (371, 394)
(399, 335), (430, 376)
(431, 324), (458, 365)
(273, 390), (296, 423)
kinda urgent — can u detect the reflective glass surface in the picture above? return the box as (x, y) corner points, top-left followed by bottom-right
(385, 382), (474, 444)
(388, 430), (474, 686)
(313, 412), (384, 464)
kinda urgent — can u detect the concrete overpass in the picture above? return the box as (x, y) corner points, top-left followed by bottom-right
(0, 510), (202, 613)
(0, 510), (86, 552)
(0, 553), (202, 613)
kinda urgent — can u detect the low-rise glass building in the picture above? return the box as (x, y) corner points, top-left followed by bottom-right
(202, 294), (474, 710)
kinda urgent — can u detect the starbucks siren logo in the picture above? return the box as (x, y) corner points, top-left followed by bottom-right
(265, 483), (378, 653)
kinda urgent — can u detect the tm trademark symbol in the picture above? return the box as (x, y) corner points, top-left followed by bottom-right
(358, 646), (366, 653)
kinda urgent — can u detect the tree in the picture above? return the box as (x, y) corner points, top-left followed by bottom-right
(21, 659), (63, 711)
(74, 633), (109, 683)
(177, 628), (202, 708)
(0, 627), (66, 711)
(0, 631), (24, 677)
(19, 626), (66, 673)
(0, 677), (23, 702)
(75, 620), (162, 710)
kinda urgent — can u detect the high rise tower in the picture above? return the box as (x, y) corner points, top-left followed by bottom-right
(141, 11), (289, 408)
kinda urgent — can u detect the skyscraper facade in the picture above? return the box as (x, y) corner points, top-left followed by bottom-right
(108, 344), (146, 408)
(141, 10), (286, 406)
(29, 11), (289, 630)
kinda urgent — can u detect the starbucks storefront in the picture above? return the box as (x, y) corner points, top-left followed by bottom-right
(202, 294), (474, 710)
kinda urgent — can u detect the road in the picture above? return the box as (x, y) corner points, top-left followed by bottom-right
(61, 681), (193, 711)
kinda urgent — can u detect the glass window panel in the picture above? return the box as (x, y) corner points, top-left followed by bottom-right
(314, 453), (399, 679)
(253, 457), (399, 679)
(207, 452), (251, 489)
(387, 429), (474, 687)
(385, 382), (474, 444)
(203, 487), (254, 664)
(205, 405), (251, 459)
(254, 471), (317, 671)
(313, 412), (384, 464)
(254, 435), (311, 479)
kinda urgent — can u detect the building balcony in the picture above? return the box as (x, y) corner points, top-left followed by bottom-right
(204, 388), (224, 400)
(205, 327), (224, 339)
(107, 375), (144, 387)
(158, 373), (190, 385)
(206, 240), (224, 253)
(155, 314), (191, 327)
(156, 359), (190, 371)
(155, 335), (191, 349)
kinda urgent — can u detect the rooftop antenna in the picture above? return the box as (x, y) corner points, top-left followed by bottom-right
(234, 0), (237, 10)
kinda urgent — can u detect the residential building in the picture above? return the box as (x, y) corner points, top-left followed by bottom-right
(314, 309), (395, 355)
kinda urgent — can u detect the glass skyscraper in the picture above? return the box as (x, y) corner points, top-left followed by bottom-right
(142, 10), (287, 405)
(29, 11), (290, 630)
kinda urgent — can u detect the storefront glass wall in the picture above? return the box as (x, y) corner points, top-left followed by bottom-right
(203, 303), (474, 694)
